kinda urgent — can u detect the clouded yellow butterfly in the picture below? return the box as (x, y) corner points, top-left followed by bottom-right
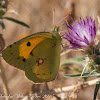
(2, 26), (61, 83)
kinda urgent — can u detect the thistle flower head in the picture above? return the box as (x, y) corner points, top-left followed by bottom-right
(64, 16), (96, 49)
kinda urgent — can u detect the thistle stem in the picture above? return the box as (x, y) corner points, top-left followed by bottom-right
(80, 63), (88, 77)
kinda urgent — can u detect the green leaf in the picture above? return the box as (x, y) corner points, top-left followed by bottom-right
(0, 21), (5, 30)
(60, 56), (85, 67)
(73, 68), (82, 72)
(0, 11), (5, 17)
(93, 80), (100, 100)
(64, 72), (100, 78)
(2, 17), (30, 28)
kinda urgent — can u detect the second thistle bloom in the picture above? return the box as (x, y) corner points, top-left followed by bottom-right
(64, 16), (96, 49)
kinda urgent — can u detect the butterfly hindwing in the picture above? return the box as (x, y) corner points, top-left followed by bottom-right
(25, 36), (61, 83)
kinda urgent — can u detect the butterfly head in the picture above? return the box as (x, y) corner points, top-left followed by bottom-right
(51, 26), (59, 33)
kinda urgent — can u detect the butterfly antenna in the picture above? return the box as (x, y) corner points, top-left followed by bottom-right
(93, 11), (95, 20)
(53, 8), (55, 25)
(59, 30), (68, 35)
(56, 13), (71, 26)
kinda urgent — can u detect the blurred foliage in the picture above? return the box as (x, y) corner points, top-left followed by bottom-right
(65, 72), (100, 78)
(60, 56), (85, 72)
(0, 16), (30, 30)
(2, 17), (30, 28)
(94, 80), (100, 100)
(0, 20), (5, 30)
(0, 0), (7, 17)
(61, 46), (100, 100)
(60, 56), (85, 67)
(0, 0), (29, 30)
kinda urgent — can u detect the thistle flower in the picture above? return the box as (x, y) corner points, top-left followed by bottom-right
(64, 16), (96, 49)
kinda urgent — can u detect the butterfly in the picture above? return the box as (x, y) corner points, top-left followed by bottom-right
(2, 26), (61, 83)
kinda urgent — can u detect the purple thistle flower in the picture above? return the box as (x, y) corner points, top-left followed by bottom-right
(64, 16), (96, 49)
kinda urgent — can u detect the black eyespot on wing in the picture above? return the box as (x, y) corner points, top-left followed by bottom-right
(10, 53), (13, 54)
(22, 58), (26, 62)
(27, 42), (31, 46)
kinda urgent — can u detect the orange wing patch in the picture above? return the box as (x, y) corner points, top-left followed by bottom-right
(19, 37), (46, 59)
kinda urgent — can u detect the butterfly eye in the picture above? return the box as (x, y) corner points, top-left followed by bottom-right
(27, 42), (31, 46)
